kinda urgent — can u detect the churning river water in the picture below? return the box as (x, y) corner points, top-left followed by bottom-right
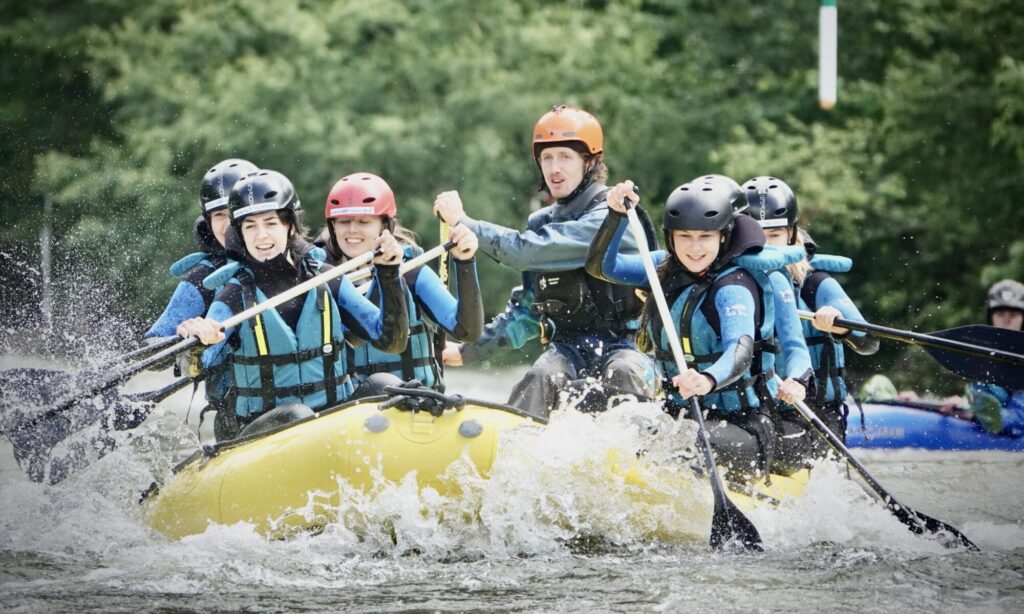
(1, 357), (1022, 613)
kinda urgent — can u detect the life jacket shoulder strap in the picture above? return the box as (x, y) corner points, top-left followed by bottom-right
(800, 270), (832, 312)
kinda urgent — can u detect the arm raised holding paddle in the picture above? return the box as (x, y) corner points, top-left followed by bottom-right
(590, 177), (764, 551)
(317, 173), (482, 393)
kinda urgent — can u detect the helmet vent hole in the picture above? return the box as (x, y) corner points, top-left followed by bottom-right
(264, 191), (277, 198)
(330, 199), (339, 205)
(668, 211), (679, 217)
(702, 187), (712, 191)
(774, 208), (787, 216)
(362, 197), (376, 204)
(768, 184), (778, 189)
(258, 172), (268, 176)
(704, 211), (718, 218)
(679, 186), (689, 191)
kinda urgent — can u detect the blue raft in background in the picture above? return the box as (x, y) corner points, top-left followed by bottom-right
(845, 400), (1024, 451)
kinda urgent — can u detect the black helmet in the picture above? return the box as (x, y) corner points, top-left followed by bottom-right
(694, 174), (745, 212)
(742, 176), (798, 231)
(663, 180), (738, 233)
(199, 158), (258, 219)
(228, 169), (302, 229)
(987, 279), (1024, 320)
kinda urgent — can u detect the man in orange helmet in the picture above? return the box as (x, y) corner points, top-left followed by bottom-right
(433, 104), (658, 416)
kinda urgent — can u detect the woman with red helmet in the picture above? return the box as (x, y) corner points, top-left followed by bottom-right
(323, 172), (483, 390)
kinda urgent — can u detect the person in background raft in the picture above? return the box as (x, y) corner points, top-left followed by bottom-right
(321, 172), (483, 391)
(176, 169), (408, 440)
(740, 176), (878, 451)
(587, 176), (807, 480)
(939, 279), (1024, 435)
(433, 104), (659, 418)
(144, 158), (258, 420)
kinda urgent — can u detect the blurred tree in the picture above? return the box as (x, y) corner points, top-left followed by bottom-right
(1, 0), (1018, 393)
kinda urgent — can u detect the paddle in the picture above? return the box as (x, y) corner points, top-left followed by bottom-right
(0, 335), (188, 421)
(2, 248), (380, 440)
(797, 310), (1024, 389)
(436, 220), (451, 378)
(775, 375), (978, 549)
(352, 240), (456, 295)
(621, 198), (763, 552)
(6, 374), (200, 484)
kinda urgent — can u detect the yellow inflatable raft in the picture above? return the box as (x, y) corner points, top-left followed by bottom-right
(144, 396), (807, 541)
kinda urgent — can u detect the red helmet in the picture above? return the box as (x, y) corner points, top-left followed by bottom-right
(324, 172), (397, 220)
(532, 104), (603, 158)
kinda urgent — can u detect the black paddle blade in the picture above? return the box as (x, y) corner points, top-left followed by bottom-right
(1, 367), (157, 484)
(926, 325), (1024, 390)
(885, 498), (979, 551)
(710, 496), (763, 552)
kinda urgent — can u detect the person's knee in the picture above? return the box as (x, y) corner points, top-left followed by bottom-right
(601, 353), (656, 399)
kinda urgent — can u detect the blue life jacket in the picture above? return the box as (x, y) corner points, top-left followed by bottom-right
(347, 245), (442, 389)
(169, 251), (225, 279)
(654, 260), (778, 415)
(222, 262), (351, 418)
(165, 251), (234, 405)
(796, 254), (852, 403)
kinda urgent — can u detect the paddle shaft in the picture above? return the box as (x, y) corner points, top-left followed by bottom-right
(353, 240), (456, 294)
(623, 203), (761, 550)
(775, 375), (978, 549)
(125, 375), (198, 404)
(101, 335), (182, 369)
(797, 310), (1024, 366)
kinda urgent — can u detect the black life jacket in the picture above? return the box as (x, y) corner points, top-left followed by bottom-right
(528, 184), (659, 339)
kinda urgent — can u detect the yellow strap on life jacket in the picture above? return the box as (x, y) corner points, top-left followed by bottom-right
(682, 336), (692, 356)
(253, 314), (269, 356)
(322, 288), (332, 346)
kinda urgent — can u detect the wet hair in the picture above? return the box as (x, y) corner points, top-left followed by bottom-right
(392, 220), (419, 249)
(786, 227), (813, 286)
(325, 215), (420, 262)
(635, 254), (688, 353)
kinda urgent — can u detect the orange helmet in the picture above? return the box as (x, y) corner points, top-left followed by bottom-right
(532, 104), (603, 157)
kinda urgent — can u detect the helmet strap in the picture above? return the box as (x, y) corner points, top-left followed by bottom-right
(556, 157), (598, 204)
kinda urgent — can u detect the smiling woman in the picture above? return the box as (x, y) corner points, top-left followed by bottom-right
(318, 172), (484, 392)
(173, 169), (409, 439)
(668, 229), (724, 274)
(588, 175), (811, 482)
(240, 212), (292, 262)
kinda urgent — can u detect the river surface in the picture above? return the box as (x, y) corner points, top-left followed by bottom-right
(1, 358), (1022, 613)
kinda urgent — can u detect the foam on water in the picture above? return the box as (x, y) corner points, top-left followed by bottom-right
(1, 365), (1022, 611)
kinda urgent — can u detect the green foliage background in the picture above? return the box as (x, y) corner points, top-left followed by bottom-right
(1, 0), (1021, 392)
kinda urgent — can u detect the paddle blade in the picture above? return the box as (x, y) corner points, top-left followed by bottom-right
(710, 496), (763, 552)
(886, 499), (979, 551)
(924, 347), (1022, 391)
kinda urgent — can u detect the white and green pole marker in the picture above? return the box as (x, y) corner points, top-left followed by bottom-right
(819, 0), (837, 109)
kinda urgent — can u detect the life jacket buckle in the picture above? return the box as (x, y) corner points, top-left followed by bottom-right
(322, 343), (334, 355)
